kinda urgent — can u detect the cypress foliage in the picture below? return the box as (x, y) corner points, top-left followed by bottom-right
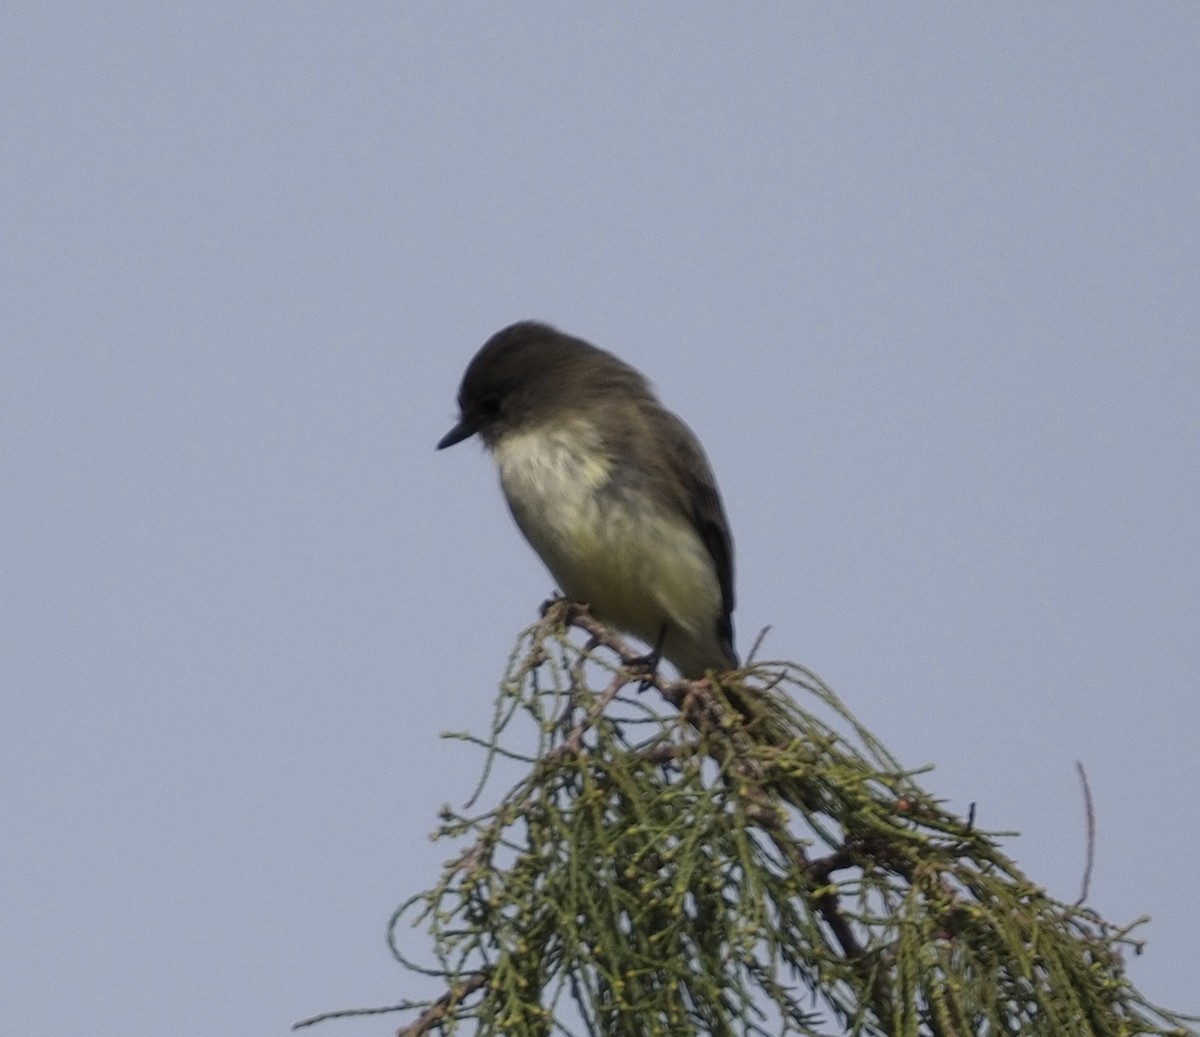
(296, 603), (1197, 1037)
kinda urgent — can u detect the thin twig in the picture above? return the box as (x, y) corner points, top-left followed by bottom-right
(1074, 760), (1096, 906)
(395, 971), (491, 1037)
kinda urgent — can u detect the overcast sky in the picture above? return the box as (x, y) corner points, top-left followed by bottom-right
(3, 5), (1197, 1035)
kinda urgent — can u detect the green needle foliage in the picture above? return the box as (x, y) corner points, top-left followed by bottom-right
(296, 604), (1197, 1037)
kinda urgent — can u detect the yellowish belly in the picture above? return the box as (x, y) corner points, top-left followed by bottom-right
(493, 424), (722, 660)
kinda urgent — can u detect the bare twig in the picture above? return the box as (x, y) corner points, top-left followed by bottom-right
(1074, 760), (1096, 906)
(395, 971), (490, 1037)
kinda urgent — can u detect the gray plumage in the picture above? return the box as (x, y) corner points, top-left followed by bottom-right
(438, 321), (737, 678)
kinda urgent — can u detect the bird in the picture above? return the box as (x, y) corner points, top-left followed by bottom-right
(437, 321), (737, 679)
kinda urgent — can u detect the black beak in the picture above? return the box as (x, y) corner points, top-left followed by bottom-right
(436, 416), (478, 450)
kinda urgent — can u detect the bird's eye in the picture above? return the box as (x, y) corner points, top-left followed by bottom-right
(478, 393), (501, 420)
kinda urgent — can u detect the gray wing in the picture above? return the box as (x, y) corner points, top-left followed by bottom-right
(647, 408), (738, 665)
(599, 398), (737, 663)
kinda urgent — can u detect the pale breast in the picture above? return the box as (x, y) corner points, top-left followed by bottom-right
(492, 423), (614, 568)
(490, 421), (721, 655)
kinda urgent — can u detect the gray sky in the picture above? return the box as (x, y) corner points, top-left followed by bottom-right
(3, 5), (1197, 1034)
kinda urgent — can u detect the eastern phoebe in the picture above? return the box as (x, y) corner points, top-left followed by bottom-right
(437, 321), (737, 679)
